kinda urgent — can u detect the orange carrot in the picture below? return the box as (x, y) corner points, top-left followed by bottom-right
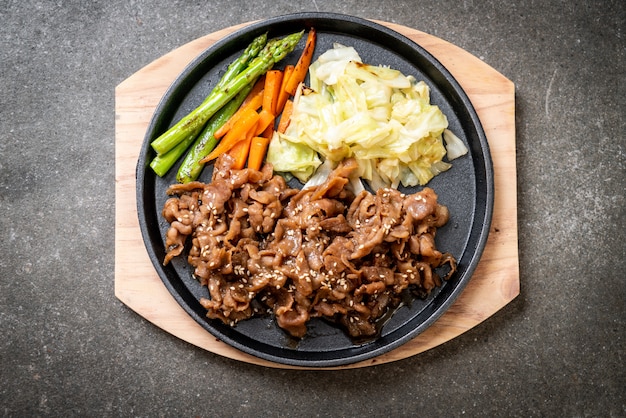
(247, 136), (271, 171)
(200, 107), (260, 163)
(262, 125), (273, 137)
(275, 65), (294, 115)
(262, 70), (283, 115)
(228, 135), (253, 170)
(283, 28), (316, 96)
(277, 99), (294, 134)
(241, 76), (265, 107)
(254, 109), (275, 136)
(248, 109), (278, 171)
(213, 87), (264, 139)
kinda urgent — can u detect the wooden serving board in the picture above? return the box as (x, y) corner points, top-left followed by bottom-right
(114, 21), (518, 369)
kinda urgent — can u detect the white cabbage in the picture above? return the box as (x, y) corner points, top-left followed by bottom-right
(266, 44), (466, 188)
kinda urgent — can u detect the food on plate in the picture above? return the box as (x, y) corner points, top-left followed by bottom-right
(196, 29), (318, 174)
(267, 43), (467, 188)
(150, 28), (469, 191)
(154, 28), (470, 341)
(162, 155), (456, 339)
(148, 30), (305, 180)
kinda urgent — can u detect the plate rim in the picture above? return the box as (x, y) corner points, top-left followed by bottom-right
(135, 12), (494, 367)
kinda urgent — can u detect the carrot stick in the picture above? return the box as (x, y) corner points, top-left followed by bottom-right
(228, 135), (253, 170)
(254, 109), (275, 136)
(262, 125), (273, 138)
(277, 99), (294, 134)
(247, 109), (277, 171)
(275, 65), (294, 115)
(242, 76), (265, 107)
(213, 87), (264, 139)
(283, 28), (316, 96)
(247, 136), (271, 171)
(262, 70), (283, 115)
(200, 107), (260, 163)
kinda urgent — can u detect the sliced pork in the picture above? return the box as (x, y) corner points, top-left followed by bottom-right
(162, 155), (456, 339)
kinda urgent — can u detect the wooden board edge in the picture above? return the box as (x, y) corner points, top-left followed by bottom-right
(114, 20), (519, 369)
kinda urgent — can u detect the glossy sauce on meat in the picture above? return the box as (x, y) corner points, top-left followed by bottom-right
(162, 155), (456, 339)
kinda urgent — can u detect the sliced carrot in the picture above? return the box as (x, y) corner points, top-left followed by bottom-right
(228, 135), (253, 170)
(200, 107), (260, 163)
(262, 70), (283, 115)
(247, 136), (271, 171)
(283, 27), (316, 96)
(262, 125), (274, 138)
(213, 87), (264, 139)
(275, 65), (294, 115)
(242, 76), (266, 107)
(248, 111), (278, 171)
(254, 109), (275, 137)
(277, 99), (294, 134)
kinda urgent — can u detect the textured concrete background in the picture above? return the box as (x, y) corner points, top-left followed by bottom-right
(1, 0), (624, 416)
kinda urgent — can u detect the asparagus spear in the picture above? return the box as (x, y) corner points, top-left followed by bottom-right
(149, 33), (267, 159)
(149, 34), (268, 177)
(150, 31), (303, 156)
(212, 33), (267, 94)
(175, 80), (256, 183)
(149, 127), (201, 177)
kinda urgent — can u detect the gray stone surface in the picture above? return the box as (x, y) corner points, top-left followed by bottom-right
(1, 1), (624, 416)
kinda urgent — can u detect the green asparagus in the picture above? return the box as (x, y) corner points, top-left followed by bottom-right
(150, 31), (303, 156)
(175, 80), (256, 183)
(211, 33), (267, 93)
(149, 34), (268, 176)
(150, 33), (266, 157)
(149, 127), (201, 177)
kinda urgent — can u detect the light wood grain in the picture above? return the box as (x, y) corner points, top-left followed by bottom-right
(115, 21), (518, 369)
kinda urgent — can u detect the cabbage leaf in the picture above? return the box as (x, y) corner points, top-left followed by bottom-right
(266, 44), (466, 188)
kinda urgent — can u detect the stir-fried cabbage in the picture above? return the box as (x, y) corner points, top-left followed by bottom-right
(266, 44), (468, 188)
(265, 131), (321, 182)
